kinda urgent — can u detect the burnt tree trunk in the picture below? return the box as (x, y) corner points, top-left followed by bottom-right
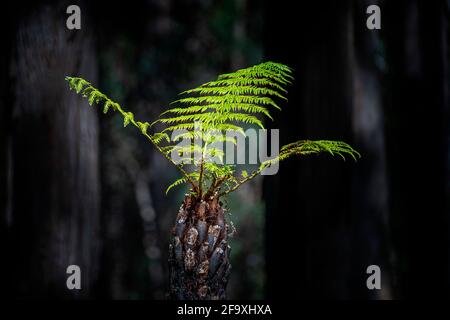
(168, 195), (231, 300)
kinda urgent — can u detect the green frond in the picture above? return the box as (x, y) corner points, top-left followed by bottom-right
(200, 77), (288, 93)
(217, 62), (293, 85)
(208, 124), (246, 135)
(103, 100), (113, 114)
(123, 112), (134, 127)
(219, 104), (274, 119)
(65, 75), (198, 190)
(171, 144), (204, 156)
(166, 177), (187, 195)
(210, 134), (238, 145)
(137, 121), (150, 134)
(160, 105), (211, 115)
(180, 85), (287, 101)
(160, 145), (176, 155)
(66, 62), (360, 201)
(162, 103), (274, 120)
(151, 132), (170, 144)
(171, 130), (203, 142)
(166, 172), (200, 195)
(284, 140), (360, 160)
(258, 61), (294, 78)
(205, 147), (225, 163)
(172, 95), (280, 108)
(273, 139), (361, 165)
(162, 122), (198, 133)
(152, 62), (293, 173)
(158, 112), (264, 128)
(204, 163), (235, 179)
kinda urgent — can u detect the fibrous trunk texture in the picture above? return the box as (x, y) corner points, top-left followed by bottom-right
(169, 195), (231, 300)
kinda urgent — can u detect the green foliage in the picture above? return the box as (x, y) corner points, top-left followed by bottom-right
(65, 76), (195, 188)
(280, 140), (360, 160)
(255, 140), (360, 180)
(65, 62), (360, 199)
(165, 172), (199, 195)
(155, 62), (291, 136)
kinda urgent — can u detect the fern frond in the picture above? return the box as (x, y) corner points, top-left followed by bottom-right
(257, 140), (360, 173)
(161, 105), (211, 115)
(171, 144), (204, 156)
(171, 95), (280, 108)
(180, 86), (287, 101)
(218, 62), (293, 85)
(204, 163), (235, 179)
(66, 62), (360, 201)
(200, 77), (288, 93)
(166, 177), (188, 195)
(151, 132), (170, 144)
(219, 139), (360, 197)
(159, 112), (264, 128)
(154, 61), (293, 138)
(162, 103), (273, 120)
(65, 76), (199, 192)
(279, 140), (361, 161)
(137, 121), (150, 134)
(166, 172), (200, 195)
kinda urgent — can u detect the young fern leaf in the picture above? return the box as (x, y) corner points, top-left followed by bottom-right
(153, 62), (292, 142)
(166, 172), (200, 195)
(137, 121), (150, 134)
(166, 177), (188, 195)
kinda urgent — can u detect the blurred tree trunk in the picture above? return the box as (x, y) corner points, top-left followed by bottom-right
(263, 0), (393, 299)
(0, 9), (14, 298)
(384, 0), (450, 298)
(350, 0), (392, 299)
(10, 3), (100, 298)
(93, 1), (167, 299)
(264, 0), (355, 299)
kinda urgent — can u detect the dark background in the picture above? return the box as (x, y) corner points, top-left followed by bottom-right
(0, 0), (449, 299)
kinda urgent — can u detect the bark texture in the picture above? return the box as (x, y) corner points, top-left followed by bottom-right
(169, 195), (231, 300)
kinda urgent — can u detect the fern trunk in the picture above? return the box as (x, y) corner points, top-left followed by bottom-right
(168, 195), (231, 300)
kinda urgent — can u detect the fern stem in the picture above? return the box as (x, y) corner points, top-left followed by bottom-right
(205, 174), (230, 199)
(198, 161), (204, 198)
(218, 139), (360, 197)
(116, 104), (200, 193)
(218, 168), (262, 198)
(145, 131), (199, 192)
(197, 141), (209, 198)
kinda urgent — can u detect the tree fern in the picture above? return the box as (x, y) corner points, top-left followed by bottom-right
(65, 62), (360, 199)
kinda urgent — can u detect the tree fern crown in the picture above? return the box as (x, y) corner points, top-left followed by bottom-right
(65, 62), (360, 199)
